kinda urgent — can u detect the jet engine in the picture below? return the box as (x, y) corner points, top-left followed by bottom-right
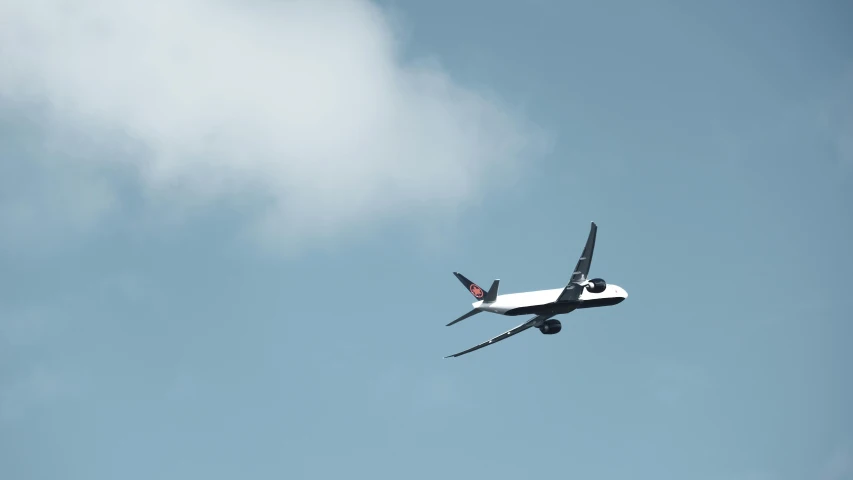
(585, 278), (607, 293)
(539, 319), (562, 335)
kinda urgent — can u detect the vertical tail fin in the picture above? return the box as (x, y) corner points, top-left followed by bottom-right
(453, 272), (499, 302)
(484, 279), (500, 302)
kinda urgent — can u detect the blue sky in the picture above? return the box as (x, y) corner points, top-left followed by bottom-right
(1, 1), (851, 479)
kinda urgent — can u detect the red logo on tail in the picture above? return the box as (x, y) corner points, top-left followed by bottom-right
(470, 284), (484, 298)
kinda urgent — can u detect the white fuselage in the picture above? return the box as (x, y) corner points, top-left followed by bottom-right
(473, 284), (628, 315)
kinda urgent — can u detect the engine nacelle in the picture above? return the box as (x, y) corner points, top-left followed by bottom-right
(539, 319), (562, 335)
(585, 278), (607, 293)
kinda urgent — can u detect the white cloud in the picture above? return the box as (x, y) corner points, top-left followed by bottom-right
(0, 0), (549, 252)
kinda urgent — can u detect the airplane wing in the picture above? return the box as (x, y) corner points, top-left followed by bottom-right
(444, 315), (548, 358)
(556, 221), (597, 303)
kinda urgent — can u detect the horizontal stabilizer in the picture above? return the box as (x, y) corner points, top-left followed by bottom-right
(446, 308), (482, 327)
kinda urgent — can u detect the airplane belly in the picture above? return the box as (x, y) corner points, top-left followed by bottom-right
(481, 301), (514, 314)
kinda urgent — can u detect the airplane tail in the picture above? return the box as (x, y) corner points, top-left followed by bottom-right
(453, 272), (499, 302)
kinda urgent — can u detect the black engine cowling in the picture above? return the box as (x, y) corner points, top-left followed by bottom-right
(585, 278), (607, 293)
(539, 319), (562, 335)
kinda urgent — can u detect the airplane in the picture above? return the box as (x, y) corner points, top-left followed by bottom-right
(444, 221), (628, 358)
